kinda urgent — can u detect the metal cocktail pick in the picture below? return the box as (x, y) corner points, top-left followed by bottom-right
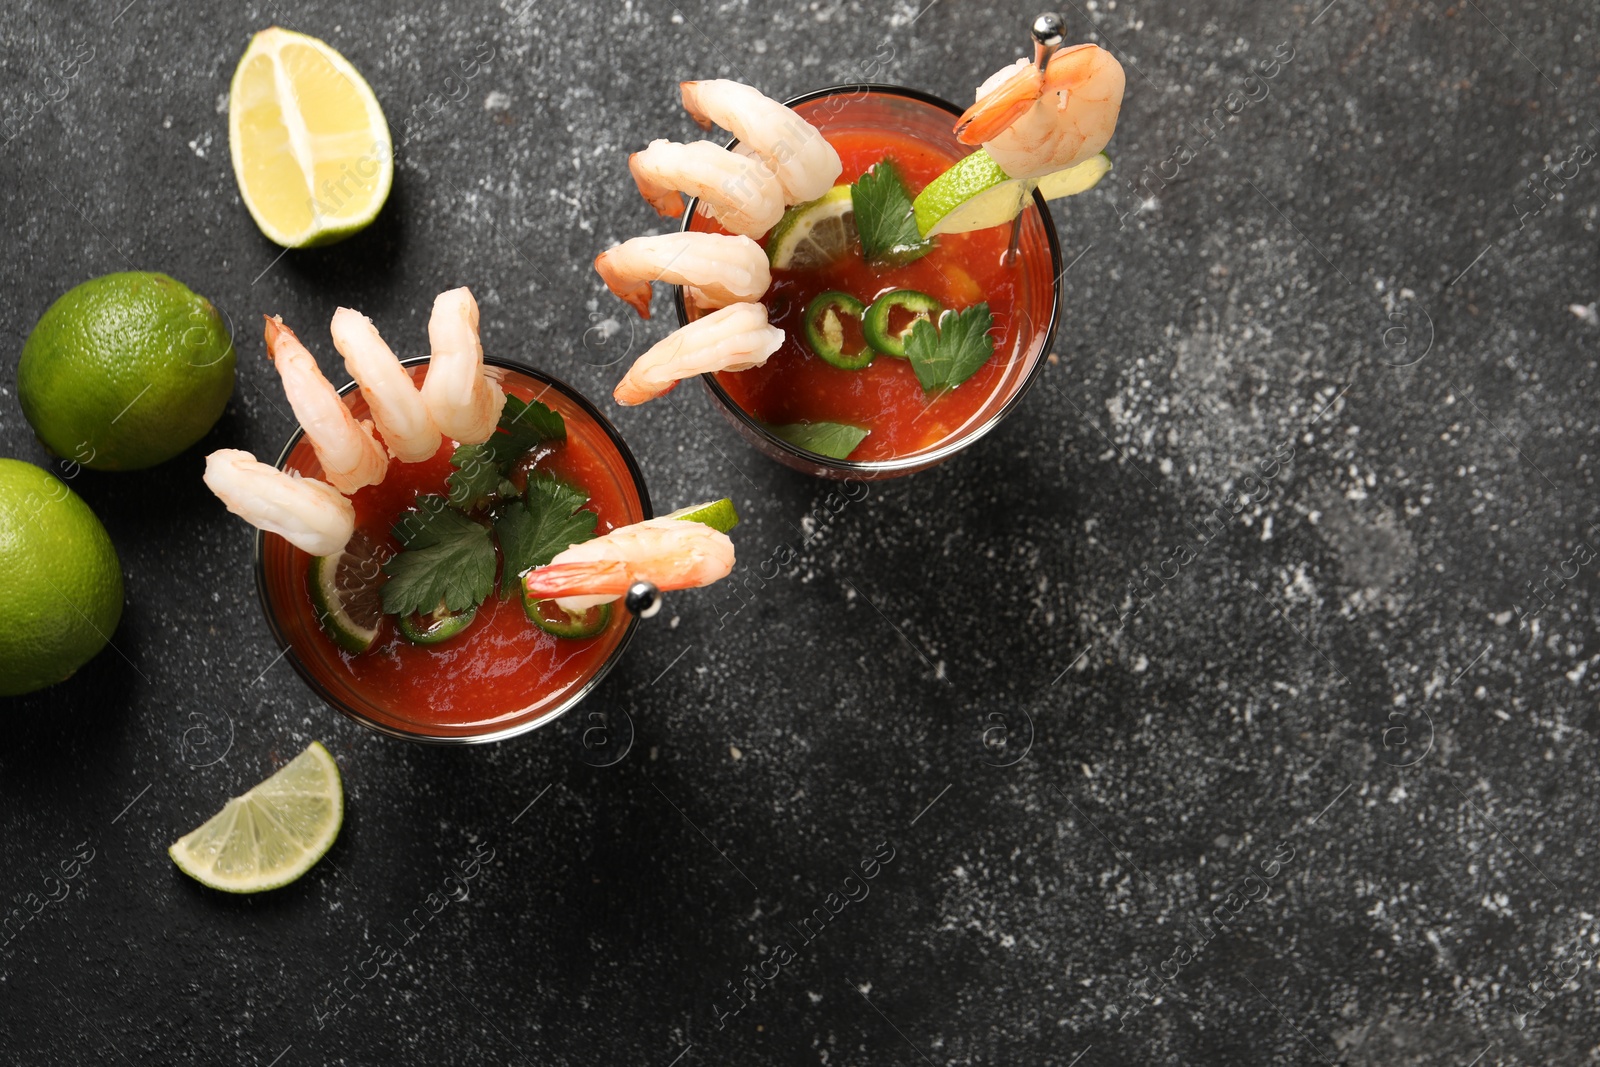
(1003, 12), (1067, 266)
(625, 580), (663, 618)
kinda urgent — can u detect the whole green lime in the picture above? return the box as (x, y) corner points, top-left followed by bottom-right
(18, 272), (235, 471)
(0, 460), (125, 697)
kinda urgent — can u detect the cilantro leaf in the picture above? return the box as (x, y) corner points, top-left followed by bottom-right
(381, 506), (497, 616)
(495, 476), (598, 597)
(904, 303), (995, 393)
(851, 160), (932, 265)
(445, 396), (565, 510)
(767, 421), (870, 460)
(446, 446), (504, 510)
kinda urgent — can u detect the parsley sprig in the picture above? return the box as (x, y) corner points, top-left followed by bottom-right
(904, 303), (996, 394)
(380, 397), (598, 619)
(850, 160), (932, 266)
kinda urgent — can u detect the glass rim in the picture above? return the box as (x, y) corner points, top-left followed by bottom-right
(251, 354), (654, 745)
(675, 81), (1065, 476)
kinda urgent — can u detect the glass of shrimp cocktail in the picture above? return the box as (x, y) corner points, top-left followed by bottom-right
(590, 20), (1122, 478)
(207, 289), (736, 744)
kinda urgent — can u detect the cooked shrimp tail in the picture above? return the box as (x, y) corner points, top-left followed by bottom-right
(203, 449), (355, 556)
(613, 302), (784, 406)
(628, 139), (785, 240)
(523, 516), (736, 613)
(263, 314), (389, 494)
(329, 307), (442, 463)
(956, 43), (1124, 179)
(678, 79), (842, 204)
(421, 287), (506, 445)
(594, 233), (771, 319)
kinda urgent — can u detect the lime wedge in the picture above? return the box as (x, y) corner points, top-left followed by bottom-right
(666, 498), (741, 533)
(913, 151), (1112, 237)
(766, 185), (854, 270)
(1039, 153), (1114, 199)
(169, 741), (344, 893)
(228, 27), (393, 248)
(307, 529), (385, 653)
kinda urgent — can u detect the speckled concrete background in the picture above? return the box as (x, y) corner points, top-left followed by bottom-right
(3, 0), (1599, 1063)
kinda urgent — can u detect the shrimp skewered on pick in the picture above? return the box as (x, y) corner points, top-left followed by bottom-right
(955, 41), (1125, 179)
(629, 139), (785, 240)
(329, 307), (441, 463)
(203, 449), (355, 557)
(613, 302), (784, 406)
(421, 287), (506, 445)
(263, 314), (389, 493)
(523, 517), (736, 614)
(679, 79), (842, 205)
(594, 232), (771, 319)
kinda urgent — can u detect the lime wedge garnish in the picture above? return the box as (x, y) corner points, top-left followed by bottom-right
(913, 151), (1112, 237)
(766, 185), (854, 270)
(228, 27), (393, 248)
(168, 741), (344, 893)
(308, 529), (385, 653)
(666, 498), (741, 533)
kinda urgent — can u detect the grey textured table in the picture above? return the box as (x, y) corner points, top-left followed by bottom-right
(4, 1), (1599, 1064)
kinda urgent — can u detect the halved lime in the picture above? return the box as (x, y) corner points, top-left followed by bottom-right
(913, 151), (1112, 236)
(168, 741), (344, 893)
(308, 529), (385, 653)
(766, 185), (854, 270)
(666, 498), (741, 533)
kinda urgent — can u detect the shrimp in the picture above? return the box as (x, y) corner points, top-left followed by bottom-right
(420, 287), (506, 445)
(594, 232), (771, 319)
(954, 43), (1125, 180)
(263, 314), (389, 494)
(613, 302), (784, 406)
(679, 79), (842, 204)
(628, 139), (785, 240)
(203, 449), (355, 557)
(329, 307), (442, 463)
(523, 517), (736, 613)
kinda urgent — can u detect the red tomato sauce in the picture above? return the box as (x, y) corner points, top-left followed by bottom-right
(283, 376), (639, 730)
(708, 128), (1030, 462)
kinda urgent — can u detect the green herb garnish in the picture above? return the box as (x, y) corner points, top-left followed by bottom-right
(381, 395), (596, 620)
(381, 506), (497, 616)
(446, 396), (565, 510)
(904, 303), (995, 393)
(495, 476), (598, 597)
(767, 421), (871, 460)
(851, 160), (933, 266)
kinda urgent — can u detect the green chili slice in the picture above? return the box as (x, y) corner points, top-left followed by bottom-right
(862, 289), (944, 358)
(803, 290), (874, 370)
(524, 594), (612, 639)
(396, 602), (477, 645)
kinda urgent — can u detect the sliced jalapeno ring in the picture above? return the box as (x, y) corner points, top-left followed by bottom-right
(862, 289), (944, 358)
(803, 290), (875, 370)
(396, 602), (477, 645)
(524, 593), (612, 639)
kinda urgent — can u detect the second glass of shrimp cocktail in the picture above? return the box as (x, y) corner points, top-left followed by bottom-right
(588, 16), (1124, 479)
(206, 288), (739, 744)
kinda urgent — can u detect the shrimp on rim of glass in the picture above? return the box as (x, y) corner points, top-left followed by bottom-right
(329, 307), (442, 463)
(954, 42), (1125, 179)
(679, 79), (842, 205)
(421, 286), (506, 445)
(263, 314), (389, 494)
(629, 139), (785, 240)
(613, 302), (784, 406)
(523, 517), (736, 614)
(203, 449), (355, 557)
(594, 232), (772, 319)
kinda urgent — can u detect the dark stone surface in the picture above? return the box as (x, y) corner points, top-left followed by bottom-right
(3, 0), (1599, 1064)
